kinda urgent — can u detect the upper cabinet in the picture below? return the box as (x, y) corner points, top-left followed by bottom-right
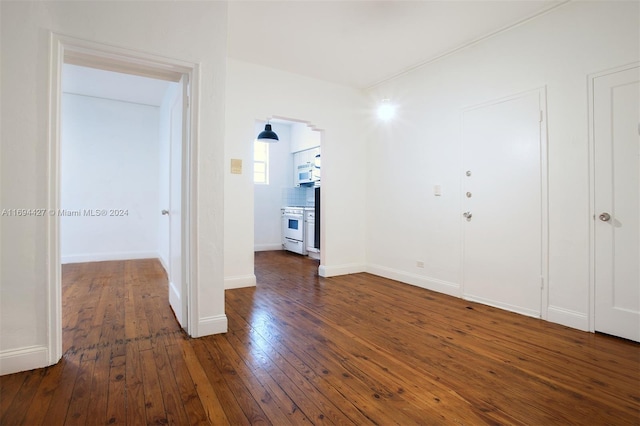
(290, 122), (321, 153)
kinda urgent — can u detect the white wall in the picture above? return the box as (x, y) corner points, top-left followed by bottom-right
(225, 58), (367, 289)
(60, 94), (160, 263)
(254, 121), (292, 252)
(365, 1), (639, 331)
(290, 122), (321, 153)
(0, 1), (227, 374)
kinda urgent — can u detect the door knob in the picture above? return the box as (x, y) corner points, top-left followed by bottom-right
(599, 212), (611, 222)
(161, 209), (169, 216)
(463, 212), (472, 220)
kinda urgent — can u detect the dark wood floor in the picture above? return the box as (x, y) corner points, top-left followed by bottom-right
(1, 251), (639, 425)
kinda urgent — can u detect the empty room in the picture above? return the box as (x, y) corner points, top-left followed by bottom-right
(1, 0), (639, 424)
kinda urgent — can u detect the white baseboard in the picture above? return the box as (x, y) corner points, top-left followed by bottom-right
(193, 315), (228, 337)
(224, 274), (256, 289)
(254, 244), (283, 252)
(61, 251), (159, 264)
(158, 254), (169, 275)
(463, 293), (540, 318)
(365, 264), (460, 297)
(547, 305), (589, 331)
(319, 263), (366, 277)
(168, 280), (184, 327)
(364, 264), (590, 334)
(0, 345), (49, 375)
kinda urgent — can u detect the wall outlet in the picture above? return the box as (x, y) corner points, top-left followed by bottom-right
(416, 260), (425, 268)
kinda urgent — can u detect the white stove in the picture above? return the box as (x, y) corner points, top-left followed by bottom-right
(282, 207), (306, 254)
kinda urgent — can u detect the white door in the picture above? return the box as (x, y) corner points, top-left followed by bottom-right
(462, 90), (544, 317)
(594, 65), (640, 342)
(168, 75), (188, 330)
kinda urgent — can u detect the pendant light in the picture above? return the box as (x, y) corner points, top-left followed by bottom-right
(257, 123), (279, 142)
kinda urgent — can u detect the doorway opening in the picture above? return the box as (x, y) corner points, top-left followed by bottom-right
(48, 34), (200, 365)
(253, 118), (323, 266)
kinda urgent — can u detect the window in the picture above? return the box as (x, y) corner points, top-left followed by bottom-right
(254, 140), (269, 184)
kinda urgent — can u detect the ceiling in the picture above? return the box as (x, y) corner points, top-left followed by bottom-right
(63, 1), (568, 104)
(227, 0), (567, 89)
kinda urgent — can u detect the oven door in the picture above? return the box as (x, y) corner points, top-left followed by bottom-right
(282, 213), (304, 242)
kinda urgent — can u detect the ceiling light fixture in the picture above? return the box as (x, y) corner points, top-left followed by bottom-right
(257, 122), (279, 142)
(377, 99), (396, 121)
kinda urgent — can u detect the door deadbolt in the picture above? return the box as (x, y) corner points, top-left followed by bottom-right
(463, 212), (472, 220)
(465, 171), (472, 177)
(599, 212), (611, 222)
(466, 192), (472, 198)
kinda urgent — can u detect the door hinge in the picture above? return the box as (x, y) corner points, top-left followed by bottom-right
(539, 110), (543, 123)
(541, 276), (544, 289)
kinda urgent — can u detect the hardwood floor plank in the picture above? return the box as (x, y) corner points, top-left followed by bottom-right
(1, 252), (638, 425)
(0, 369), (44, 425)
(176, 337), (230, 425)
(229, 286), (502, 425)
(42, 351), (81, 425)
(65, 352), (98, 424)
(164, 342), (210, 425)
(326, 276), (637, 422)
(226, 290), (415, 425)
(208, 334), (295, 425)
(0, 371), (27, 420)
(152, 342), (190, 425)
(239, 325), (359, 425)
(191, 338), (253, 425)
(270, 270), (608, 422)
(105, 355), (126, 425)
(264, 287), (552, 422)
(124, 338), (147, 425)
(140, 349), (168, 425)
(84, 349), (110, 425)
(222, 329), (313, 425)
(20, 363), (65, 425)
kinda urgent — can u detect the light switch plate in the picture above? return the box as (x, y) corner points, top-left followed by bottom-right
(434, 184), (442, 196)
(230, 159), (242, 174)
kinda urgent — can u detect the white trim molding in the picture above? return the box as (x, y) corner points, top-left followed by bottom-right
(195, 315), (228, 338)
(61, 251), (160, 264)
(463, 294), (540, 319)
(319, 263), (366, 278)
(0, 346), (49, 376)
(254, 244), (283, 252)
(366, 264), (460, 298)
(224, 274), (257, 290)
(547, 305), (589, 332)
(48, 32), (202, 369)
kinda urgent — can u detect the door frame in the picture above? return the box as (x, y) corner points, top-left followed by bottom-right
(587, 62), (640, 333)
(460, 87), (549, 319)
(47, 33), (200, 364)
